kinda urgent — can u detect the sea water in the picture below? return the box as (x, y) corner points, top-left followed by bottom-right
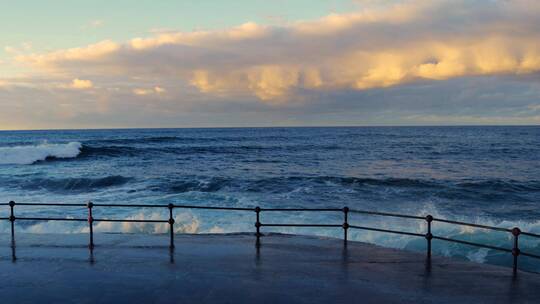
(0, 127), (539, 270)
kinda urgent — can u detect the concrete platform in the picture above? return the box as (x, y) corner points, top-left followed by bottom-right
(0, 233), (538, 303)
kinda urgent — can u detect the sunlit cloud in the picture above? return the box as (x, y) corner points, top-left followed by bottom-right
(4, 46), (18, 54)
(69, 78), (93, 89)
(129, 22), (268, 50)
(17, 40), (120, 69)
(133, 86), (166, 96)
(14, 0), (540, 104)
(2, 0), (540, 129)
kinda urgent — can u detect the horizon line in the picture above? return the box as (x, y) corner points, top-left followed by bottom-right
(1, 124), (539, 132)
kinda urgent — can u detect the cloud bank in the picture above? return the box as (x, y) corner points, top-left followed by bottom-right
(1, 0), (540, 129)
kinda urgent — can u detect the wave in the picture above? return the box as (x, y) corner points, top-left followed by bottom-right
(162, 176), (441, 194)
(76, 144), (265, 159)
(315, 176), (440, 188)
(456, 180), (540, 192)
(0, 142), (82, 165)
(84, 136), (182, 145)
(160, 176), (540, 195)
(74, 143), (343, 159)
(0, 210), (200, 234)
(79, 145), (139, 158)
(83, 135), (299, 145)
(21, 175), (132, 192)
(167, 178), (231, 193)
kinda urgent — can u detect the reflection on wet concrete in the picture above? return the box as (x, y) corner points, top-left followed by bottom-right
(0, 233), (539, 303)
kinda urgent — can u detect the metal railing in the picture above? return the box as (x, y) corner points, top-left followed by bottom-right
(1, 200), (540, 274)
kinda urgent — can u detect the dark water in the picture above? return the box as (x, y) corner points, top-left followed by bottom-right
(0, 127), (539, 270)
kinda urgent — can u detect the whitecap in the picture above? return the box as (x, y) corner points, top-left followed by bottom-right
(0, 142), (82, 165)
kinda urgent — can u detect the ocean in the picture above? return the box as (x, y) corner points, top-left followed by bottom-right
(0, 126), (539, 270)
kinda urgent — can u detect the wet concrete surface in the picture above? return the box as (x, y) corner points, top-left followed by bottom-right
(0, 233), (538, 303)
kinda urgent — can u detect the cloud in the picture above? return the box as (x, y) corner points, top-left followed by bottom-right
(4, 46), (18, 54)
(17, 40), (120, 69)
(70, 78), (93, 89)
(129, 22), (268, 50)
(2, 0), (540, 129)
(81, 20), (105, 31)
(4, 42), (32, 55)
(529, 104), (540, 111)
(404, 114), (540, 125)
(88, 20), (104, 28)
(14, 0), (540, 104)
(133, 86), (166, 96)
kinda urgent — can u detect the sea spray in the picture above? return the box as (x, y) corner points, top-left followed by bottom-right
(0, 142), (82, 165)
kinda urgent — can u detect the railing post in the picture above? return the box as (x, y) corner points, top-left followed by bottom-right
(255, 206), (261, 244)
(425, 215), (433, 260)
(343, 206), (349, 245)
(512, 227), (521, 275)
(168, 203), (175, 249)
(9, 201), (15, 248)
(87, 201), (94, 249)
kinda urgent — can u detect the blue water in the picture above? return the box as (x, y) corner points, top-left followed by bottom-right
(0, 127), (539, 270)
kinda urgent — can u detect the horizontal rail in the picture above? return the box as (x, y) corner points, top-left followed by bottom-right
(261, 223), (342, 227)
(433, 218), (512, 233)
(349, 225), (425, 237)
(173, 205), (253, 211)
(520, 231), (540, 239)
(14, 203), (87, 207)
(349, 209), (425, 220)
(15, 217), (87, 222)
(261, 208), (342, 212)
(93, 218), (168, 223)
(521, 251), (540, 259)
(94, 203), (253, 211)
(433, 236), (512, 253)
(92, 203), (168, 208)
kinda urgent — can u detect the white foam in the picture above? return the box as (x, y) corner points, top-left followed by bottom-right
(0, 211), (200, 234)
(466, 248), (489, 263)
(0, 142), (82, 165)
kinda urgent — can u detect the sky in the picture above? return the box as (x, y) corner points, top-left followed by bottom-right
(0, 0), (539, 130)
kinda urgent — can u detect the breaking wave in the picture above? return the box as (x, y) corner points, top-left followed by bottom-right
(0, 211), (200, 234)
(0, 142), (82, 165)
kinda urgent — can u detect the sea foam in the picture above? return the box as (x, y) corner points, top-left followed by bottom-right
(0, 142), (82, 165)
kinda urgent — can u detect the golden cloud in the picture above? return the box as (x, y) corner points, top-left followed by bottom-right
(13, 0), (540, 103)
(129, 22), (267, 50)
(133, 86), (166, 96)
(17, 40), (120, 68)
(70, 78), (93, 89)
